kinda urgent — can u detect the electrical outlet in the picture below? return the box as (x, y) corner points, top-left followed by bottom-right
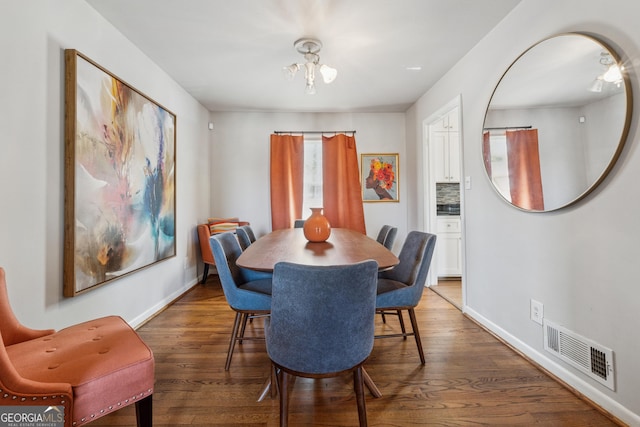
(530, 299), (543, 325)
(183, 257), (189, 270)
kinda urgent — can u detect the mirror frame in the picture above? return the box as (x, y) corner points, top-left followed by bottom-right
(482, 32), (633, 212)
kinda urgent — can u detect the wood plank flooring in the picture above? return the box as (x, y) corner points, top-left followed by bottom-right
(91, 275), (621, 426)
(430, 279), (462, 310)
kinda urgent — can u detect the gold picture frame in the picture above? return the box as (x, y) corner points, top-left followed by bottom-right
(361, 153), (399, 202)
(64, 50), (176, 296)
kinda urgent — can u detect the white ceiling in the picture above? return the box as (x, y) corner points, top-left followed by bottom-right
(85, 0), (522, 113)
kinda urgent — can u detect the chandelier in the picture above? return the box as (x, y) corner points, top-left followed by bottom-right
(588, 51), (623, 92)
(283, 38), (337, 95)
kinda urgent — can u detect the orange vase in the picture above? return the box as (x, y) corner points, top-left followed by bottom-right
(303, 208), (331, 242)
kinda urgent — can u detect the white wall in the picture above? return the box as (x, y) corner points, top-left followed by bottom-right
(407, 0), (640, 424)
(0, 0), (210, 329)
(209, 111), (407, 250)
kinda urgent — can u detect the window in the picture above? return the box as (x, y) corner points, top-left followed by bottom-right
(302, 136), (323, 215)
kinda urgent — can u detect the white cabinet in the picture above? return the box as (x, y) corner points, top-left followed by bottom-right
(432, 109), (460, 183)
(436, 217), (462, 277)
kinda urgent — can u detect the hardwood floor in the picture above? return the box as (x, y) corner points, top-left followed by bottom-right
(91, 275), (621, 426)
(430, 279), (462, 310)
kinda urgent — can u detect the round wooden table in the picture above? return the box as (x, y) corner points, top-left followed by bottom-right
(237, 228), (399, 272)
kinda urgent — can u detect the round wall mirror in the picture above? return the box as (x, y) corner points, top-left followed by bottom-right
(482, 33), (632, 212)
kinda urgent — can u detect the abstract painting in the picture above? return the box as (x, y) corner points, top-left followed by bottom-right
(64, 50), (176, 296)
(361, 153), (399, 202)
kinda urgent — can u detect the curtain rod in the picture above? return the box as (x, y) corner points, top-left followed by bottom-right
(273, 130), (356, 135)
(483, 126), (532, 130)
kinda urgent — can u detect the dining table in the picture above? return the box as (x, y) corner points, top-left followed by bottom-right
(237, 227), (399, 401)
(237, 227), (399, 271)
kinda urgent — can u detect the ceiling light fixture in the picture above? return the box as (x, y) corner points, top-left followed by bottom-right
(589, 51), (623, 92)
(284, 38), (337, 95)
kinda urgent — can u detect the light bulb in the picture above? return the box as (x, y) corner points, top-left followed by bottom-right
(603, 64), (622, 83)
(319, 65), (337, 84)
(305, 82), (316, 95)
(282, 64), (299, 81)
(588, 78), (603, 93)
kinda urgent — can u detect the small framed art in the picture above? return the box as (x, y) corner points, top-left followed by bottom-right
(361, 153), (399, 202)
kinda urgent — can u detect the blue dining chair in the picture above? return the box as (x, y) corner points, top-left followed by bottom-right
(236, 224), (257, 250)
(209, 232), (272, 370)
(266, 260), (379, 427)
(235, 225), (272, 281)
(375, 231), (437, 364)
(376, 225), (398, 324)
(375, 225), (398, 250)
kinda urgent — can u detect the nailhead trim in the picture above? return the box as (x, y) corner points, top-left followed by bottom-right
(1, 393), (61, 401)
(0, 388), (152, 426)
(73, 389), (153, 426)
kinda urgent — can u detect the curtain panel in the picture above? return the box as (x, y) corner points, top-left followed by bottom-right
(482, 131), (492, 178)
(322, 134), (366, 234)
(506, 129), (544, 210)
(270, 134), (304, 230)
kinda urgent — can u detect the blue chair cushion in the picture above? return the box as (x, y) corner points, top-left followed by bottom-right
(239, 278), (273, 296)
(376, 278), (412, 308)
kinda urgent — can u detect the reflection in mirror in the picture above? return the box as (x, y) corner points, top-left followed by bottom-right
(483, 33), (632, 212)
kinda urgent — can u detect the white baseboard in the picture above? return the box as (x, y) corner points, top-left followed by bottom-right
(464, 306), (639, 427)
(129, 276), (199, 329)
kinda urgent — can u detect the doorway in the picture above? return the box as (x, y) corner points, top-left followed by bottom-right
(423, 96), (464, 310)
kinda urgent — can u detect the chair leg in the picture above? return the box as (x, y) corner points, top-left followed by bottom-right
(271, 364), (279, 399)
(225, 312), (243, 370)
(380, 312), (386, 323)
(239, 313), (249, 344)
(408, 308), (425, 364)
(279, 369), (289, 427)
(354, 367), (368, 427)
(397, 309), (407, 338)
(200, 264), (209, 284)
(135, 394), (152, 427)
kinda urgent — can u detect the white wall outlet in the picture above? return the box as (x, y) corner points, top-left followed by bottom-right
(183, 256), (189, 270)
(530, 299), (543, 325)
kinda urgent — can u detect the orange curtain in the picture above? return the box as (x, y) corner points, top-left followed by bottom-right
(506, 129), (544, 210)
(270, 134), (304, 230)
(482, 131), (492, 178)
(322, 134), (366, 234)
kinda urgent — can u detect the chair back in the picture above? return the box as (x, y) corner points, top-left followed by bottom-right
(376, 225), (398, 250)
(0, 268), (54, 347)
(209, 233), (271, 311)
(236, 225), (257, 250)
(379, 231), (437, 306)
(267, 260), (379, 374)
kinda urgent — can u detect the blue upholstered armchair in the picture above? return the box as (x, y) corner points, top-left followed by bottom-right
(209, 232), (272, 370)
(375, 231), (437, 364)
(266, 260), (379, 427)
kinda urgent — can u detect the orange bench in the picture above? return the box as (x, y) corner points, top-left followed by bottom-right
(197, 219), (248, 284)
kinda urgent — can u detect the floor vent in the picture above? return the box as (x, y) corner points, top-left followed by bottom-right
(543, 319), (615, 390)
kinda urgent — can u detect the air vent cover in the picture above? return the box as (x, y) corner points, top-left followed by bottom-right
(543, 319), (615, 390)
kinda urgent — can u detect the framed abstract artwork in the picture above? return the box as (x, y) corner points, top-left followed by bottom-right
(63, 49), (176, 296)
(361, 153), (399, 202)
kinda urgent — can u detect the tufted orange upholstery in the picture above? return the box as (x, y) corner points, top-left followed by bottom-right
(0, 267), (154, 427)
